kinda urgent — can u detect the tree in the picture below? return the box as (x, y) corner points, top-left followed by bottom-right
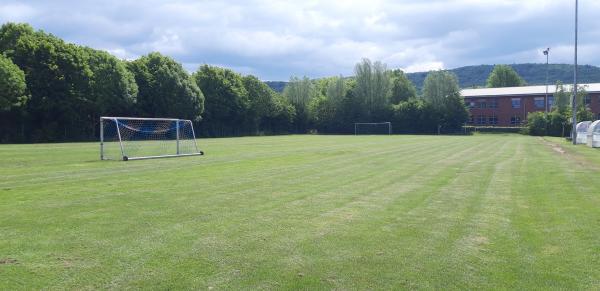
(193, 65), (248, 136)
(421, 70), (460, 110)
(309, 75), (349, 133)
(391, 98), (439, 133)
(440, 92), (469, 133)
(326, 76), (347, 105)
(0, 54), (28, 110)
(486, 65), (525, 88)
(4, 26), (94, 141)
(85, 48), (137, 116)
(574, 85), (589, 112)
(553, 81), (570, 113)
(283, 76), (317, 133)
(354, 58), (392, 120)
(268, 93), (296, 133)
(129, 52), (204, 122)
(390, 69), (416, 104)
(1, 23), (142, 141)
(283, 76), (315, 107)
(0, 23), (34, 56)
(337, 79), (366, 132)
(242, 75), (294, 134)
(547, 110), (569, 137)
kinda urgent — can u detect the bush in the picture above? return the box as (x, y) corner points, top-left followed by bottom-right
(547, 110), (570, 137)
(526, 112), (547, 136)
(391, 98), (439, 133)
(524, 110), (572, 137)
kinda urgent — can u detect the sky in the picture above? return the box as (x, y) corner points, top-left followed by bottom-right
(1, 0), (599, 81)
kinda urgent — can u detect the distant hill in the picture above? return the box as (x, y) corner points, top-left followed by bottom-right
(406, 63), (600, 91)
(266, 63), (600, 92)
(263, 81), (287, 93)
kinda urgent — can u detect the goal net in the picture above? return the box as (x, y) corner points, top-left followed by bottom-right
(100, 117), (203, 161)
(354, 122), (392, 135)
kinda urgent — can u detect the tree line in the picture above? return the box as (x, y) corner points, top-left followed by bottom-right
(0, 23), (472, 142)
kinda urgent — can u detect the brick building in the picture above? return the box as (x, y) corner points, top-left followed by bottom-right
(461, 83), (600, 127)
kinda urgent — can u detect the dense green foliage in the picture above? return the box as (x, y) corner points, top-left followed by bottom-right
(86, 49), (138, 119)
(553, 81), (570, 112)
(354, 59), (392, 120)
(421, 70), (460, 109)
(390, 98), (438, 133)
(193, 65), (249, 136)
(390, 69), (417, 103)
(2, 135), (599, 289)
(242, 75), (295, 135)
(525, 111), (572, 137)
(282, 64), (468, 134)
(526, 112), (549, 136)
(486, 65), (526, 87)
(0, 54), (27, 110)
(0, 23), (143, 141)
(1, 23), (96, 141)
(283, 76), (316, 133)
(129, 52), (203, 121)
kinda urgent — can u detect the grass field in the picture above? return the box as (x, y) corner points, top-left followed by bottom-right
(1, 134), (599, 289)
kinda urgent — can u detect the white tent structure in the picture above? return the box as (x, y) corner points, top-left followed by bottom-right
(586, 120), (600, 148)
(576, 121), (592, 144)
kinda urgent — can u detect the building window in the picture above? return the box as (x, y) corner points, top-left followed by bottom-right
(511, 98), (521, 109)
(548, 96), (554, 108)
(584, 95), (591, 106)
(488, 99), (498, 109)
(468, 115), (474, 124)
(511, 116), (521, 125)
(478, 99), (486, 109)
(488, 115), (498, 125)
(534, 97), (545, 109)
(476, 115), (486, 125)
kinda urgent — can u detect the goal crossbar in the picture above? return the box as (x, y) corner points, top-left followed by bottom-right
(102, 116), (181, 121)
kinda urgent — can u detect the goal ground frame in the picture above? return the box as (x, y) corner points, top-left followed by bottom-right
(100, 116), (204, 161)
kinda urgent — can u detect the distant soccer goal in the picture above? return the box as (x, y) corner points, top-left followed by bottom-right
(354, 122), (392, 135)
(100, 117), (204, 161)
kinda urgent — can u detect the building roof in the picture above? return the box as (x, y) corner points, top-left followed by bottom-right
(461, 83), (600, 98)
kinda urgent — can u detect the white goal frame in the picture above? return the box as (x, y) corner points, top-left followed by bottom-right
(354, 122), (392, 135)
(100, 116), (204, 161)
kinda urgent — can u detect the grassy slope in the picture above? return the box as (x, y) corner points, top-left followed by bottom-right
(0, 135), (598, 289)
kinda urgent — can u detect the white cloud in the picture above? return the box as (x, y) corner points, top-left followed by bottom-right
(1, 0), (599, 80)
(402, 62), (445, 73)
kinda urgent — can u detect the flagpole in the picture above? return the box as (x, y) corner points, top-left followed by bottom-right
(571, 0), (578, 144)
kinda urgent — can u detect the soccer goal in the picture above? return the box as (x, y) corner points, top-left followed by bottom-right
(354, 122), (392, 135)
(100, 117), (204, 161)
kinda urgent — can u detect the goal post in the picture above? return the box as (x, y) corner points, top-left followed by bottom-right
(354, 122), (392, 135)
(100, 117), (204, 161)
